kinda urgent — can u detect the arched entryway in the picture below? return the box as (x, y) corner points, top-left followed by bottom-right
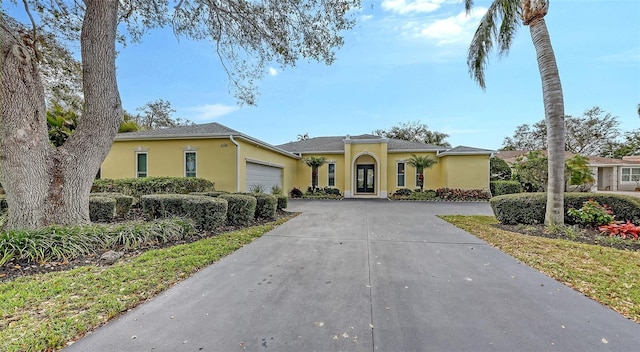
(352, 152), (379, 197)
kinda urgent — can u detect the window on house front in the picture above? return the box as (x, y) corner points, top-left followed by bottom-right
(136, 152), (147, 178)
(397, 162), (405, 187)
(621, 167), (640, 182)
(185, 152), (197, 177)
(415, 167), (421, 187)
(328, 163), (336, 187)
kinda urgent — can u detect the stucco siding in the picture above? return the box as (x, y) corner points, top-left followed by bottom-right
(237, 139), (298, 193)
(387, 152), (442, 192)
(439, 155), (490, 190)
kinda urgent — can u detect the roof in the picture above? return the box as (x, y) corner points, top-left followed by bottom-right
(114, 122), (299, 159)
(277, 135), (450, 154)
(437, 146), (496, 156)
(115, 122), (242, 139)
(495, 150), (640, 166)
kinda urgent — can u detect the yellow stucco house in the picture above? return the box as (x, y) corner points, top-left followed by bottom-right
(101, 122), (493, 198)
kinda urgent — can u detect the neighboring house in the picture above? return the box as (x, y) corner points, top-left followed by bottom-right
(496, 151), (640, 191)
(101, 123), (494, 198)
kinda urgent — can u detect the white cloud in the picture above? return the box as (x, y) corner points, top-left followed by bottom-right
(412, 7), (486, 45)
(184, 104), (239, 122)
(361, 14), (374, 21)
(381, 0), (452, 14)
(268, 67), (278, 76)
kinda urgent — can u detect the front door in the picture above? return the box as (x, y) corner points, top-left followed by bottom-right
(356, 164), (375, 193)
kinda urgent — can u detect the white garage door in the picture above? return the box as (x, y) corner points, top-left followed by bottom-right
(246, 162), (282, 194)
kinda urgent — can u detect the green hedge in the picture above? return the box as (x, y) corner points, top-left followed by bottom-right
(253, 193), (278, 220)
(140, 194), (228, 231)
(141, 194), (188, 219)
(190, 191), (229, 198)
(182, 196), (228, 231)
(490, 181), (522, 197)
(276, 194), (288, 210)
(490, 193), (640, 225)
(219, 194), (256, 226)
(93, 177), (215, 200)
(90, 192), (134, 217)
(89, 197), (116, 223)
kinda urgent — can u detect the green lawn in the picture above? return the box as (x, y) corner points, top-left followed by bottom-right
(0, 217), (292, 352)
(441, 215), (640, 323)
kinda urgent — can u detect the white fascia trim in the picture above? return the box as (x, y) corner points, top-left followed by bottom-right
(344, 138), (388, 145)
(245, 158), (285, 169)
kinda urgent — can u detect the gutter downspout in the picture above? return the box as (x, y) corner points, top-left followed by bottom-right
(229, 135), (240, 192)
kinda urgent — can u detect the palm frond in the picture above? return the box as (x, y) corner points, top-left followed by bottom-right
(467, 0), (521, 89)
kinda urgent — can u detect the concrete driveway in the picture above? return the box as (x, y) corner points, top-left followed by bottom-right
(65, 200), (640, 352)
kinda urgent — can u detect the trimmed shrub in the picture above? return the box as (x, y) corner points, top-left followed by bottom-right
(141, 194), (190, 220)
(393, 188), (412, 196)
(93, 177), (215, 200)
(89, 196), (116, 223)
(90, 192), (134, 217)
(276, 194), (288, 210)
(219, 194), (257, 226)
(290, 187), (303, 198)
(435, 188), (491, 201)
(491, 193), (640, 225)
(490, 193), (547, 225)
(190, 191), (229, 198)
(253, 193), (278, 220)
(182, 196), (228, 231)
(564, 193), (640, 225)
(490, 181), (522, 197)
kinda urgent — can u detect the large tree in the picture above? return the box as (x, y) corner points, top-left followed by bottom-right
(466, 0), (565, 225)
(0, 0), (359, 230)
(135, 99), (192, 130)
(502, 107), (620, 155)
(373, 120), (451, 147)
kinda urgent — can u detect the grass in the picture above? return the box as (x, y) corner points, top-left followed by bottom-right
(0, 217), (292, 352)
(440, 215), (640, 323)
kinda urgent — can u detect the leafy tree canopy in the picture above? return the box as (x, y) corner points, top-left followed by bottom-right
(374, 120), (451, 147)
(501, 107), (620, 155)
(134, 99), (192, 130)
(20, 0), (360, 105)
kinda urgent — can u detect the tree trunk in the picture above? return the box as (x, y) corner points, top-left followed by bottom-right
(528, 17), (565, 225)
(0, 1), (122, 230)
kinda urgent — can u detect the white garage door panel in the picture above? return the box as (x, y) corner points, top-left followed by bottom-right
(246, 162), (282, 194)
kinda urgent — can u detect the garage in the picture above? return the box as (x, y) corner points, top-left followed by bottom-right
(246, 161), (283, 194)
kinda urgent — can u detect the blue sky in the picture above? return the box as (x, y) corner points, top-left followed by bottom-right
(4, 1), (639, 150)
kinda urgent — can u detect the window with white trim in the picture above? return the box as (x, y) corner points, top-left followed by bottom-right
(415, 167), (421, 187)
(621, 167), (640, 182)
(328, 163), (336, 187)
(397, 162), (405, 187)
(136, 152), (147, 178)
(185, 151), (197, 177)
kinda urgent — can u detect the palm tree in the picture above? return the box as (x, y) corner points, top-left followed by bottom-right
(466, 0), (565, 225)
(303, 156), (327, 190)
(406, 154), (437, 191)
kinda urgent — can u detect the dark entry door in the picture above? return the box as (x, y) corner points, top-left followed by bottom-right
(356, 164), (375, 193)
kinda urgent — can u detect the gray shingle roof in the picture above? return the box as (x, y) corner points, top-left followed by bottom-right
(115, 122), (241, 139)
(277, 135), (448, 153)
(438, 146), (495, 156)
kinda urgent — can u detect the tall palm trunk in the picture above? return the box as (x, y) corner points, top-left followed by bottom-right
(524, 1), (565, 225)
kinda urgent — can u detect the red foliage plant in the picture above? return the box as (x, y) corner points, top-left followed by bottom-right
(598, 221), (640, 240)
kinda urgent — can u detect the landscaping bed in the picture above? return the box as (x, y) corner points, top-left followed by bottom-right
(0, 209), (295, 282)
(495, 223), (640, 252)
